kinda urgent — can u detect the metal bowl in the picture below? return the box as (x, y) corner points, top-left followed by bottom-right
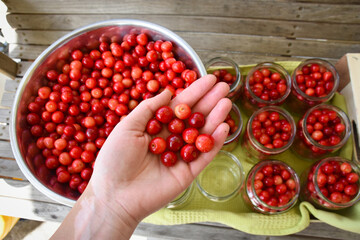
(10, 19), (206, 206)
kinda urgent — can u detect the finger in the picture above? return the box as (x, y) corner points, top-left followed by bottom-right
(169, 74), (217, 108)
(188, 122), (230, 177)
(201, 98), (232, 134)
(121, 89), (173, 131)
(191, 82), (230, 116)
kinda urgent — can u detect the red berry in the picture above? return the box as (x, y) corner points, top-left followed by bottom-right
(195, 134), (214, 153)
(155, 106), (174, 123)
(161, 151), (177, 167)
(149, 137), (166, 154)
(188, 112), (205, 128)
(174, 103), (192, 120)
(146, 119), (162, 135)
(182, 128), (199, 144)
(166, 134), (184, 152)
(180, 144), (200, 162)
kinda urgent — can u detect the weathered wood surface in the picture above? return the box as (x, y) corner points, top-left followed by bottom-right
(3, 0), (360, 24)
(6, 14), (360, 41)
(5, 30), (360, 60)
(10, 43), (336, 66)
(1, 0), (360, 238)
(0, 52), (17, 78)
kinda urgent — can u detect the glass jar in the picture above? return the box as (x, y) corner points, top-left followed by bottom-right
(287, 59), (339, 114)
(222, 103), (243, 152)
(242, 106), (296, 162)
(301, 157), (360, 210)
(205, 57), (242, 101)
(243, 160), (300, 214)
(291, 104), (351, 161)
(196, 150), (244, 202)
(241, 62), (291, 114)
(166, 183), (194, 209)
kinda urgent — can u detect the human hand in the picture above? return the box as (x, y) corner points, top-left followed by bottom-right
(90, 74), (232, 221)
(53, 75), (232, 239)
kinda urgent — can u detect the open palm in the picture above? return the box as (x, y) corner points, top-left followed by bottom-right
(89, 74), (232, 222)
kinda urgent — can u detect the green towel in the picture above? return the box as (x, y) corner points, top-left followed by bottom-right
(143, 62), (357, 235)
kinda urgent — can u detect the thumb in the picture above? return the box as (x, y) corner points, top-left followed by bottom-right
(121, 89), (173, 131)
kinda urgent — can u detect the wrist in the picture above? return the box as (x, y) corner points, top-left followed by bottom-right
(52, 183), (139, 240)
(82, 183), (139, 239)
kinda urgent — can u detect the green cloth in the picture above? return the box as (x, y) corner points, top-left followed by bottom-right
(143, 62), (358, 235)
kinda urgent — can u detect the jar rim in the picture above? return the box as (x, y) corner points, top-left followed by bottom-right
(245, 62), (292, 105)
(313, 157), (360, 207)
(291, 58), (340, 102)
(205, 57), (242, 94)
(247, 159), (300, 212)
(247, 106), (296, 154)
(196, 150), (245, 202)
(301, 104), (351, 151)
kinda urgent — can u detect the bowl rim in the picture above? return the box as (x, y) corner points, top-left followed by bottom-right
(10, 19), (206, 207)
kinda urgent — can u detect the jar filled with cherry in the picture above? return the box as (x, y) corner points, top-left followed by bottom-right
(243, 160), (300, 214)
(287, 59), (339, 114)
(205, 57), (242, 101)
(241, 62), (291, 114)
(301, 157), (360, 210)
(242, 106), (296, 162)
(292, 104), (351, 160)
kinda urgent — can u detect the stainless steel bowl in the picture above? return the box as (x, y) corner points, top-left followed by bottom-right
(10, 19), (206, 206)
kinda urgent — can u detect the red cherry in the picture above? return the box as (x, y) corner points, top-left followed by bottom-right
(161, 151), (177, 167)
(174, 103), (192, 120)
(155, 106), (174, 123)
(182, 128), (199, 144)
(166, 134), (184, 152)
(146, 119), (162, 135)
(180, 144), (200, 162)
(149, 137), (166, 154)
(168, 118), (185, 134)
(195, 134), (214, 153)
(188, 112), (205, 128)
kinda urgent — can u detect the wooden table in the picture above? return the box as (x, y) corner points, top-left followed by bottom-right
(1, 0), (360, 239)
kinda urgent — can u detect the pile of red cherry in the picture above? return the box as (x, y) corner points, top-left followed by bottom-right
(298, 108), (346, 153)
(307, 160), (359, 204)
(251, 163), (297, 208)
(247, 68), (288, 101)
(25, 32), (203, 194)
(251, 111), (292, 149)
(147, 103), (214, 167)
(294, 63), (334, 97)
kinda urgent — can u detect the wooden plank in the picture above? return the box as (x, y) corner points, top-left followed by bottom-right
(182, 33), (360, 60)
(293, 221), (360, 239)
(298, 0), (360, 3)
(0, 140), (15, 159)
(9, 44), (46, 60)
(0, 158), (25, 179)
(4, 78), (20, 92)
(17, 61), (33, 77)
(0, 52), (17, 79)
(6, 31), (360, 59)
(0, 108), (11, 123)
(0, 125), (10, 141)
(3, 0), (360, 24)
(0, 195), (70, 222)
(135, 222), (267, 240)
(6, 14), (360, 41)
(0, 178), (60, 204)
(0, 91), (15, 108)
